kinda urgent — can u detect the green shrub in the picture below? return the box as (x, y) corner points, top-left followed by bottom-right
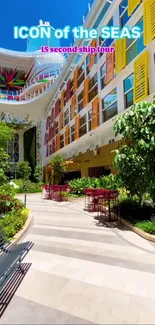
(16, 161), (31, 180)
(34, 165), (42, 183)
(69, 174), (122, 195)
(0, 184), (24, 214)
(16, 180), (42, 193)
(12, 179), (23, 187)
(0, 208), (29, 239)
(135, 218), (155, 234)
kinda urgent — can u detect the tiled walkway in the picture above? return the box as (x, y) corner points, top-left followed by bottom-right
(1, 194), (155, 324)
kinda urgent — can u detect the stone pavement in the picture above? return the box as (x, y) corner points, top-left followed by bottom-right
(1, 194), (155, 324)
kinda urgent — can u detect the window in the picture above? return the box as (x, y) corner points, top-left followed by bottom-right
(102, 88), (117, 122)
(124, 74), (134, 109)
(80, 115), (87, 137)
(71, 125), (75, 142)
(78, 63), (85, 87)
(64, 91), (67, 106)
(65, 127), (70, 145)
(119, 0), (129, 29)
(126, 19), (145, 64)
(64, 108), (70, 126)
(49, 143), (52, 156)
(89, 73), (98, 102)
(78, 90), (84, 112)
(100, 63), (106, 90)
(86, 56), (90, 75)
(8, 134), (19, 163)
(93, 1), (112, 29)
(70, 80), (74, 98)
(88, 110), (92, 132)
(60, 134), (64, 149)
(99, 18), (114, 55)
(55, 121), (59, 135)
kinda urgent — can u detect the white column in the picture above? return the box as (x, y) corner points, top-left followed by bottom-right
(18, 132), (24, 162)
(117, 80), (124, 114)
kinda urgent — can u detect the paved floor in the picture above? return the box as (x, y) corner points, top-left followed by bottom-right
(1, 194), (155, 324)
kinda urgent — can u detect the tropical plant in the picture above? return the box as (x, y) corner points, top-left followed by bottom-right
(49, 155), (65, 184)
(0, 122), (14, 182)
(113, 100), (155, 203)
(69, 174), (122, 195)
(16, 161), (31, 180)
(34, 165), (42, 183)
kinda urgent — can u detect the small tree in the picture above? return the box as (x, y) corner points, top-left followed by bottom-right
(113, 99), (155, 203)
(0, 122), (14, 176)
(34, 165), (42, 183)
(16, 161), (31, 180)
(49, 155), (65, 184)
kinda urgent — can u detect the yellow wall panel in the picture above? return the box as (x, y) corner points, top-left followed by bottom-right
(128, 0), (141, 16)
(116, 39), (126, 74)
(134, 50), (148, 102)
(83, 78), (89, 107)
(61, 90), (65, 110)
(144, 0), (155, 46)
(91, 97), (99, 130)
(71, 95), (76, 119)
(73, 68), (78, 92)
(75, 116), (80, 140)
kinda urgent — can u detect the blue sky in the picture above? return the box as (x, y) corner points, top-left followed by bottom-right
(0, 0), (90, 51)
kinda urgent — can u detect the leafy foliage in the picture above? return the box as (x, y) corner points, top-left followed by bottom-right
(34, 165), (42, 183)
(0, 208), (29, 239)
(16, 180), (42, 193)
(69, 174), (122, 195)
(0, 122), (15, 184)
(49, 155), (65, 184)
(113, 100), (155, 203)
(16, 161), (31, 180)
(0, 184), (23, 214)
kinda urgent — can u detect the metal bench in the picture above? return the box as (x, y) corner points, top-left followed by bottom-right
(0, 234), (32, 297)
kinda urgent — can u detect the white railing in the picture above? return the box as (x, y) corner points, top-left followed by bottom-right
(0, 74), (59, 102)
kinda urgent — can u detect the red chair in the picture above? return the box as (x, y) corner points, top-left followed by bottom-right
(85, 188), (97, 211)
(42, 185), (51, 199)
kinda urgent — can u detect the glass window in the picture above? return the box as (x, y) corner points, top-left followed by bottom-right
(80, 115), (87, 137)
(126, 19), (145, 64)
(103, 88), (117, 108)
(71, 125), (75, 142)
(78, 63), (85, 87)
(89, 73), (98, 90)
(119, 0), (129, 29)
(102, 88), (118, 122)
(88, 110), (92, 132)
(8, 134), (19, 163)
(124, 73), (134, 109)
(86, 56), (90, 75)
(60, 134), (64, 149)
(100, 18), (114, 48)
(93, 1), (111, 29)
(103, 102), (118, 122)
(55, 121), (59, 135)
(89, 84), (98, 102)
(78, 90), (84, 112)
(100, 63), (106, 90)
(64, 108), (70, 126)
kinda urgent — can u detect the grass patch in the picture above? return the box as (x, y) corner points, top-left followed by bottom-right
(134, 219), (155, 235)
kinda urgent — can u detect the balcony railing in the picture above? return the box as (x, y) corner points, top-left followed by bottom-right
(0, 67), (63, 102)
(0, 74), (59, 102)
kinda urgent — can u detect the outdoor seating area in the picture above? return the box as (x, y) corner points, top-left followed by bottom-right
(85, 188), (119, 222)
(42, 184), (70, 202)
